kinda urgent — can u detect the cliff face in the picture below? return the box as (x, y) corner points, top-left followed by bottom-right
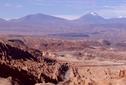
(0, 41), (70, 85)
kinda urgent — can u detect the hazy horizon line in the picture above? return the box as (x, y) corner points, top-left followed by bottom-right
(1, 12), (126, 21)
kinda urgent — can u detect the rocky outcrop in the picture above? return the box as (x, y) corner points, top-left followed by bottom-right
(0, 41), (71, 85)
(0, 42), (37, 61)
(0, 63), (39, 85)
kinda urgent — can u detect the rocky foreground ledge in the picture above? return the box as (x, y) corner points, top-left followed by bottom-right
(0, 41), (72, 85)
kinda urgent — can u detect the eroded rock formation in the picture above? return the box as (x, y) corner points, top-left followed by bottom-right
(0, 41), (70, 85)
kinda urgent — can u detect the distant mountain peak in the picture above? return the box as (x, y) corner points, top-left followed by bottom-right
(79, 12), (102, 19)
(84, 12), (99, 17)
(89, 12), (98, 16)
(78, 12), (104, 21)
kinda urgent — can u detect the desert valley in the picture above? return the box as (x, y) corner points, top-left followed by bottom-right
(1, 0), (126, 84)
(0, 34), (126, 85)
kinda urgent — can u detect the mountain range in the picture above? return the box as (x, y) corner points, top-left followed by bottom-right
(0, 12), (126, 42)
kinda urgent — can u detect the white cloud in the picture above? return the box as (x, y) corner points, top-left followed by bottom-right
(96, 4), (126, 18)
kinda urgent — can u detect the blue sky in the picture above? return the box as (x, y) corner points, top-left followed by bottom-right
(1, 0), (126, 20)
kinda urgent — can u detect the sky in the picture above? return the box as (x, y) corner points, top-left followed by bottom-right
(1, 0), (126, 20)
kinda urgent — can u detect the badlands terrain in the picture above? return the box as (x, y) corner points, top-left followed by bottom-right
(0, 35), (126, 85)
